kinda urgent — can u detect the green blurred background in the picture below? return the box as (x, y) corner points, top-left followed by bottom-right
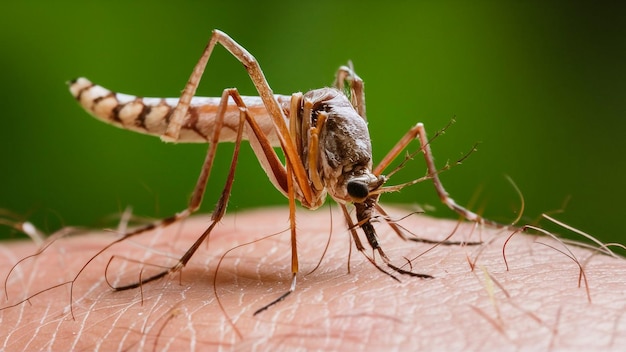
(1, 2), (624, 248)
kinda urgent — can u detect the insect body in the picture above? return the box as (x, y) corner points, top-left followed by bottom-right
(70, 79), (378, 209)
(69, 30), (505, 313)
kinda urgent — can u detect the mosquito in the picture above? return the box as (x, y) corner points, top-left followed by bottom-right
(68, 29), (512, 314)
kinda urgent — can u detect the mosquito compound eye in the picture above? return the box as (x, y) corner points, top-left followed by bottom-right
(347, 180), (369, 201)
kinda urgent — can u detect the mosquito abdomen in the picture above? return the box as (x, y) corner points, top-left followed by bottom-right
(68, 77), (285, 145)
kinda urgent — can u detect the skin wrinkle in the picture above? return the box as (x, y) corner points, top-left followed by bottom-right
(129, 292), (161, 348)
(79, 264), (135, 349)
(93, 304), (114, 351)
(1, 207), (625, 351)
(72, 291), (95, 350)
(45, 308), (65, 350)
(1, 245), (23, 350)
(113, 305), (136, 350)
(29, 304), (51, 349)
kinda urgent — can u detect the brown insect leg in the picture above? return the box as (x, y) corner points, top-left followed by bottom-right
(339, 204), (432, 281)
(161, 29), (313, 205)
(374, 123), (517, 230)
(111, 88), (247, 290)
(333, 63), (366, 120)
(253, 164), (299, 315)
(54, 89), (237, 318)
(374, 203), (482, 246)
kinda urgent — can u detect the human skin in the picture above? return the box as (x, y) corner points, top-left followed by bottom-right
(1, 207), (625, 351)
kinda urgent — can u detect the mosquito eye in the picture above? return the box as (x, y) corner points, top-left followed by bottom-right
(347, 180), (369, 201)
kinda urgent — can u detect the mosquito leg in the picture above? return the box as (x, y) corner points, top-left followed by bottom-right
(340, 204), (433, 280)
(333, 63), (366, 119)
(373, 124), (423, 177)
(414, 123), (518, 229)
(253, 164), (298, 315)
(146, 85), (309, 313)
(374, 203), (482, 245)
(251, 92), (327, 315)
(373, 203), (409, 241)
(339, 204), (400, 280)
(109, 88), (246, 290)
(52, 88), (239, 317)
(374, 123), (516, 230)
(162, 29), (313, 206)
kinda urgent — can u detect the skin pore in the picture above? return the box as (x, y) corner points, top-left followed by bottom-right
(1, 207), (625, 351)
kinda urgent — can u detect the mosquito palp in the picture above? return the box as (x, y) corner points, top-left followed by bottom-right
(67, 29), (518, 314)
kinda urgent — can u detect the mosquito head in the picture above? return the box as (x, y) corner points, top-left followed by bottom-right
(347, 179), (369, 200)
(346, 172), (386, 203)
(305, 87), (385, 206)
(346, 171), (386, 252)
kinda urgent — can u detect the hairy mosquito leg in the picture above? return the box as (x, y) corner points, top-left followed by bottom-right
(253, 273), (296, 316)
(198, 89), (325, 315)
(253, 164), (299, 316)
(414, 123), (516, 229)
(252, 88), (320, 315)
(375, 123), (517, 230)
(108, 28), (319, 307)
(340, 204), (399, 280)
(340, 204), (433, 280)
(333, 63), (366, 119)
(373, 203), (410, 241)
(112, 88), (255, 290)
(109, 85), (309, 315)
(126, 112), (245, 288)
(161, 29), (313, 206)
(374, 203), (482, 245)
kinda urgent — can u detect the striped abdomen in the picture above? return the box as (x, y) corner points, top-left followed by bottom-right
(68, 77), (290, 145)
